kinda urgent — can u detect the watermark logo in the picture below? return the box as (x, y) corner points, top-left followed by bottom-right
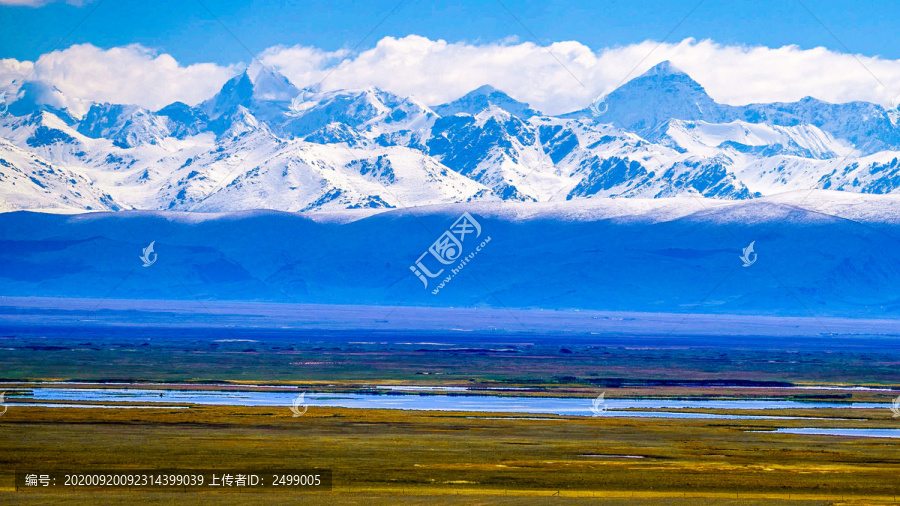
(891, 395), (900, 418)
(290, 392), (308, 417)
(0, 392), (7, 417)
(590, 392), (608, 416)
(0, 91), (8, 115)
(287, 91), (313, 117)
(409, 212), (491, 294)
(590, 95), (608, 117)
(739, 241), (757, 267)
(140, 241), (157, 267)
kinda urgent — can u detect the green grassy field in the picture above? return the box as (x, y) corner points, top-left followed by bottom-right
(2, 327), (899, 503)
(3, 332), (899, 385)
(1, 404), (899, 504)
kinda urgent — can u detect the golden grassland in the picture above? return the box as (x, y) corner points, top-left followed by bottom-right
(1, 404), (899, 504)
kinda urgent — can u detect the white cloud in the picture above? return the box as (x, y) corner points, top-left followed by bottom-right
(5, 37), (900, 116)
(1, 44), (237, 111)
(257, 45), (350, 87)
(0, 0), (95, 6)
(263, 36), (900, 115)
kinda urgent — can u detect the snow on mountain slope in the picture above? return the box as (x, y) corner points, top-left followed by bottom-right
(5, 81), (89, 122)
(564, 61), (724, 133)
(283, 87), (437, 144)
(0, 111), (89, 161)
(817, 151), (900, 194)
(202, 62), (300, 128)
(187, 141), (491, 212)
(3, 60), (900, 212)
(665, 120), (851, 160)
(533, 117), (756, 199)
(156, 102), (211, 139)
(0, 138), (120, 211)
(433, 85), (541, 119)
(761, 188), (900, 224)
(0, 109), (221, 210)
(735, 97), (900, 156)
(426, 106), (582, 202)
(566, 61), (899, 157)
(77, 103), (173, 148)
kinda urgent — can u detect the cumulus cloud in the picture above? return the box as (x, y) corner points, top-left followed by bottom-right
(263, 36), (900, 115)
(1, 44), (237, 111)
(262, 35), (599, 114)
(5, 36), (900, 115)
(257, 45), (350, 86)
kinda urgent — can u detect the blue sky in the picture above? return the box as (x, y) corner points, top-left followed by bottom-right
(3, 0), (900, 115)
(2, 0), (898, 65)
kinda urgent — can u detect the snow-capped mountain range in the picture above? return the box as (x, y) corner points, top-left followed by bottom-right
(3, 60), (900, 213)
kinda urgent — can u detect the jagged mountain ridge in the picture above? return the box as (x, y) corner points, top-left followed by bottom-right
(2, 60), (900, 212)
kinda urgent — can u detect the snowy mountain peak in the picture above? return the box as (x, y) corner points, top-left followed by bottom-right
(282, 86), (436, 141)
(76, 103), (172, 148)
(471, 84), (500, 94)
(434, 85), (541, 119)
(156, 102), (210, 138)
(6, 80), (86, 123)
(203, 71), (254, 119)
(202, 64), (299, 121)
(618, 60), (713, 105)
(582, 60), (720, 134)
(640, 60), (689, 78)
(244, 62), (299, 102)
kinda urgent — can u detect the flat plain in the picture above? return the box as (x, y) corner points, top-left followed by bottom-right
(1, 403), (899, 504)
(1, 319), (899, 504)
